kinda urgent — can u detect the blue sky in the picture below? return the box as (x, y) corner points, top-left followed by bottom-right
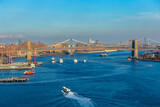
(0, 0), (160, 44)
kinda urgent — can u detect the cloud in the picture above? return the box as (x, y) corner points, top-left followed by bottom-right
(138, 12), (160, 19)
(113, 12), (160, 21)
(0, 35), (24, 38)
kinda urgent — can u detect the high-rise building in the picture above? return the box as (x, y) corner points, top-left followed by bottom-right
(92, 40), (95, 44)
(18, 39), (22, 45)
(96, 40), (99, 44)
(15, 41), (18, 46)
(89, 38), (92, 44)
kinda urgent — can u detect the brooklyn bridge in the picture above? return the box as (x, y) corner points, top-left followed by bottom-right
(0, 37), (160, 58)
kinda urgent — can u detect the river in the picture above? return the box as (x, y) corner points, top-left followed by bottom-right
(0, 51), (160, 107)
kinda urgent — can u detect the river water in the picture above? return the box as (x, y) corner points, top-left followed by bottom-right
(0, 51), (160, 107)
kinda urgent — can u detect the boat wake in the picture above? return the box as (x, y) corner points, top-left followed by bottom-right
(63, 91), (95, 107)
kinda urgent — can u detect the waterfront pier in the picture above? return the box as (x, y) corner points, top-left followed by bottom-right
(0, 77), (27, 83)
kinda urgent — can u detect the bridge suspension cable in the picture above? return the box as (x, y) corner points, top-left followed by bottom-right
(50, 39), (70, 46)
(146, 37), (160, 44)
(50, 38), (87, 47)
(138, 37), (160, 44)
(72, 39), (87, 44)
(138, 38), (145, 41)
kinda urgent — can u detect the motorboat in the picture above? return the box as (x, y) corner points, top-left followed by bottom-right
(74, 59), (78, 63)
(51, 57), (56, 63)
(31, 63), (35, 68)
(51, 57), (55, 60)
(24, 71), (35, 75)
(59, 58), (63, 63)
(51, 60), (56, 63)
(62, 86), (71, 93)
(100, 53), (107, 57)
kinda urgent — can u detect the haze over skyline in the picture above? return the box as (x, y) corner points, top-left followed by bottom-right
(0, 0), (160, 45)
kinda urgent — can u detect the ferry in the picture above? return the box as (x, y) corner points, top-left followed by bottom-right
(100, 53), (107, 57)
(24, 71), (35, 75)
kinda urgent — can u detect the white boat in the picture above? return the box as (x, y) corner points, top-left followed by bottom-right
(84, 60), (86, 63)
(51, 60), (56, 63)
(59, 58), (63, 63)
(100, 53), (107, 57)
(51, 57), (55, 60)
(74, 59), (78, 63)
(31, 63), (35, 68)
(51, 57), (56, 63)
(62, 86), (71, 93)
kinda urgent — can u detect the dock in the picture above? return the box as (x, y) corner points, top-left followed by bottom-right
(0, 61), (43, 70)
(0, 77), (28, 83)
(0, 66), (32, 70)
(35, 62), (43, 66)
(0, 63), (33, 70)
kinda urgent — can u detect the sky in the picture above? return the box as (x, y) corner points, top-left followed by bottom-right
(0, 0), (160, 45)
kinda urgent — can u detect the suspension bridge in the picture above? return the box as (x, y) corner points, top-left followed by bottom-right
(0, 37), (160, 56)
(0, 37), (159, 67)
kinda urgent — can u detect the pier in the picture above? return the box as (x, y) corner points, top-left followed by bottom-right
(0, 40), (43, 70)
(0, 66), (32, 70)
(0, 77), (27, 83)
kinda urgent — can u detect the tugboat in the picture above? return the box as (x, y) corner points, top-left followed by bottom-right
(24, 71), (35, 75)
(62, 86), (71, 93)
(100, 53), (107, 57)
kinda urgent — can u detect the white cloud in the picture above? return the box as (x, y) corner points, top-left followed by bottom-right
(0, 35), (24, 38)
(113, 12), (160, 21)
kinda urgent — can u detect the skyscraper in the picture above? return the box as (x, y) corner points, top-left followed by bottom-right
(18, 39), (22, 45)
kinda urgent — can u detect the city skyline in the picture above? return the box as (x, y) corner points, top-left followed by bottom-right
(0, 0), (160, 44)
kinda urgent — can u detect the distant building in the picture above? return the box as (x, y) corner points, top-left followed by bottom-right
(88, 38), (96, 44)
(96, 40), (99, 44)
(76, 42), (85, 47)
(54, 42), (69, 48)
(18, 39), (22, 45)
(91, 40), (95, 44)
(89, 38), (92, 44)
(0, 44), (5, 48)
(15, 41), (18, 46)
(11, 40), (14, 45)
(85, 44), (92, 47)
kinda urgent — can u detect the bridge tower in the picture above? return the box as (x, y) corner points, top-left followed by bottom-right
(1, 49), (3, 64)
(132, 40), (138, 58)
(69, 38), (73, 48)
(144, 37), (147, 53)
(27, 40), (32, 64)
